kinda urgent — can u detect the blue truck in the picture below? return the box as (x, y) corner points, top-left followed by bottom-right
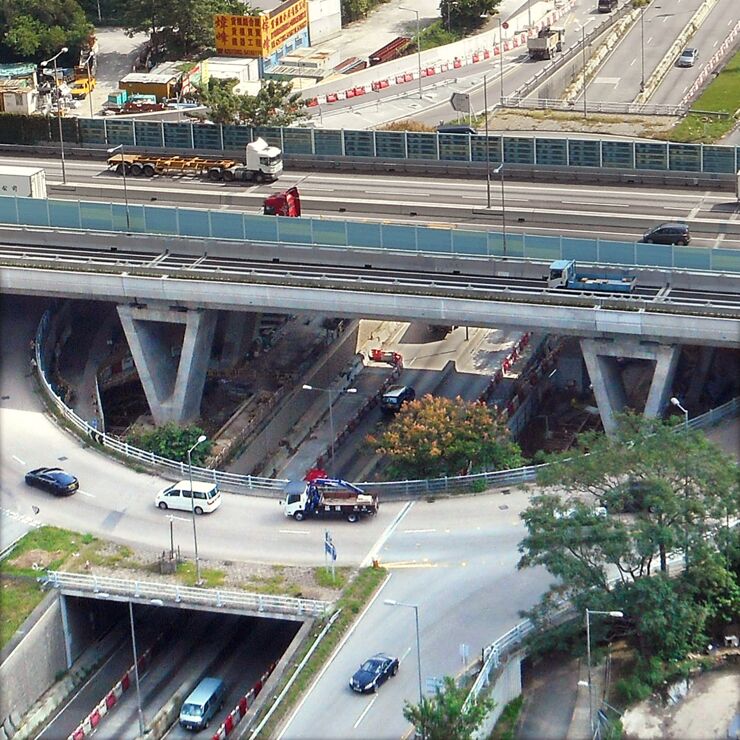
(547, 260), (636, 293)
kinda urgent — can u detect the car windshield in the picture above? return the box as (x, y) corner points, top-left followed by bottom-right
(360, 659), (382, 673)
(50, 471), (75, 485)
(182, 703), (202, 716)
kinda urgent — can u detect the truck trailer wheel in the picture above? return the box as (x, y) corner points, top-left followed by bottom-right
(208, 168), (224, 181)
(223, 169), (235, 182)
(142, 164), (155, 177)
(130, 163), (143, 176)
(115, 163), (126, 175)
(293, 511), (305, 521)
(254, 172), (265, 184)
(346, 512), (359, 523)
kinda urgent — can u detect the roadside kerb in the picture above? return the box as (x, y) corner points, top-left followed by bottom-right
(636, 0), (720, 104)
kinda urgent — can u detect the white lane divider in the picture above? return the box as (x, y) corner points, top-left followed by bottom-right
(353, 695), (378, 729)
(279, 529), (311, 535)
(361, 501), (415, 568)
(77, 490), (96, 498)
(12, 455), (25, 465)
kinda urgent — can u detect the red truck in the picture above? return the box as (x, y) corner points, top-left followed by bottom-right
(263, 186), (301, 216)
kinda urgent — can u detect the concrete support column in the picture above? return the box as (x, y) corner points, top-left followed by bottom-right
(686, 346), (715, 406)
(59, 594), (73, 670)
(580, 338), (681, 436)
(217, 310), (259, 369)
(117, 304), (217, 425)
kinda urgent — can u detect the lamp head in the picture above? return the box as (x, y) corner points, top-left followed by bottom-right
(670, 397), (680, 406)
(302, 384), (313, 390)
(384, 599), (398, 606)
(197, 434), (207, 444)
(609, 611), (624, 617)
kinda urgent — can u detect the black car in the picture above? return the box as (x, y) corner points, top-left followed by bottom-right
(349, 653), (399, 693)
(381, 385), (416, 414)
(25, 467), (79, 496)
(641, 222), (691, 245)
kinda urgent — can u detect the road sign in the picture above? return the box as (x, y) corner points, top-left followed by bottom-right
(425, 676), (445, 694)
(502, 20), (509, 29)
(459, 643), (470, 664)
(449, 92), (471, 113)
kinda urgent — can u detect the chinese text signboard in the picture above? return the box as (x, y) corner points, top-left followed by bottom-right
(214, 0), (308, 59)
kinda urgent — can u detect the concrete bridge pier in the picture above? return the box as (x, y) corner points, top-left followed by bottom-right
(215, 310), (260, 370)
(580, 338), (680, 436)
(117, 304), (217, 425)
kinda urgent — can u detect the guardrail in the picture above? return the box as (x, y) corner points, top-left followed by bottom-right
(503, 96), (685, 117)
(34, 310), (739, 499)
(44, 571), (331, 618)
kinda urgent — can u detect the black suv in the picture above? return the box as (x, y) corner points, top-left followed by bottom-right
(381, 385), (416, 413)
(641, 222), (691, 245)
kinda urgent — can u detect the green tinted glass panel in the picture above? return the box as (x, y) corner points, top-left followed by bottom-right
(406, 132), (437, 160)
(702, 146), (735, 173)
(521, 234), (561, 260)
(143, 205), (177, 234)
(178, 209), (211, 237)
(80, 119), (106, 145)
(49, 199), (81, 229)
(535, 138), (567, 166)
(223, 125), (254, 149)
(163, 122), (193, 149)
(343, 130), (374, 157)
(0, 197), (18, 224)
(49, 118), (79, 144)
(635, 142), (667, 171)
(375, 131), (406, 159)
(17, 197), (49, 226)
(105, 120), (135, 146)
(596, 240), (636, 266)
(438, 134), (471, 162)
(314, 130), (343, 156)
(282, 128), (312, 155)
(80, 201), (113, 231)
(381, 224), (416, 250)
(275, 217), (313, 244)
(709, 248), (740, 272)
(635, 243), (673, 267)
(672, 246), (711, 271)
(417, 225), (452, 252)
(668, 144), (700, 172)
(112, 203), (145, 232)
(503, 137), (534, 165)
(452, 229), (487, 256)
(568, 139), (600, 167)
(311, 219), (348, 246)
(134, 121), (164, 147)
(192, 125), (222, 150)
(244, 214), (278, 242)
(471, 136), (500, 162)
(252, 127), (282, 148)
(347, 220), (381, 248)
(601, 141), (633, 169)
(210, 211), (244, 240)
(560, 237), (598, 263)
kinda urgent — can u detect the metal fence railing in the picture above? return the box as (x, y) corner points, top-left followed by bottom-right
(44, 571), (331, 618)
(36, 309), (739, 499)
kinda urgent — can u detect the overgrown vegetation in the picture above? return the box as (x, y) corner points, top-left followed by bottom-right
(489, 695), (523, 740)
(0, 577), (45, 648)
(439, 0), (501, 34)
(176, 562), (226, 587)
(126, 422), (212, 465)
(340, 0), (390, 24)
(660, 49), (740, 142)
(254, 566), (387, 738)
(415, 20), (464, 51)
(368, 395), (523, 479)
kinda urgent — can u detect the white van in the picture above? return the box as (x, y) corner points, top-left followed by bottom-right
(155, 480), (222, 515)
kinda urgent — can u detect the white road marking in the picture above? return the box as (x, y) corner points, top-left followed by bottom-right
(399, 646), (412, 663)
(279, 529), (311, 535)
(402, 528), (437, 534)
(353, 695), (378, 728)
(77, 490), (96, 498)
(12, 455), (25, 465)
(361, 501), (414, 568)
(630, 59), (636, 66)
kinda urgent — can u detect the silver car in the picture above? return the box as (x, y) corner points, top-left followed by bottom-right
(677, 48), (698, 67)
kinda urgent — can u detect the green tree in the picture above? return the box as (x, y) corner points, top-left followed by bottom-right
(199, 78), (307, 127)
(439, 0), (501, 33)
(403, 675), (494, 740)
(367, 395), (523, 479)
(127, 422), (212, 465)
(0, 0), (93, 62)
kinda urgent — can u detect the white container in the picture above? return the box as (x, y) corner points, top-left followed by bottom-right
(0, 166), (47, 199)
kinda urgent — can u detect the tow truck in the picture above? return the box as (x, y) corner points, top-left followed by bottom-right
(547, 260), (636, 293)
(281, 478), (379, 523)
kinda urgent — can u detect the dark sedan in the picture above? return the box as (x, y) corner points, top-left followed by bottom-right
(349, 653), (399, 693)
(25, 467), (79, 496)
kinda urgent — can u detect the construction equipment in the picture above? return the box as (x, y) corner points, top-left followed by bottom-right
(263, 186), (301, 216)
(528, 27), (565, 60)
(281, 479), (379, 523)
(106, 138), (283, 184)
(547, 260), (636, 293)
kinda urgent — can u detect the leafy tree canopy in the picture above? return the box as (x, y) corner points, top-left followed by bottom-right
(403, 675), (494, 740)
(198, 78), (307, 126)
(127, 422), (212, 465)
(367, 394), (523, 479)
(0, 0), (93, 63)
(439, 0), (501, 33)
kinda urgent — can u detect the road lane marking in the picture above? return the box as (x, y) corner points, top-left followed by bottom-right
(361, 501), (414, 568)
(12, 455), (25, 465)
(277, 572), (392, 739)
(402, 528), (437, 534)
(77, 490), (96, 498)
(382, 561), (438, 569)
(279, 529), (311, 535)
(399, 646), (412, 664)
(353, 695), (378, 728)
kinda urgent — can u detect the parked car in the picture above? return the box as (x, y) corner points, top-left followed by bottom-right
(25, 467), (79, 496)
(155, 480), (222, 515)
(641, 222), (691, 245)
(381, 385), (416, 414)
(349, 653), (399, 693)
(677, 48), (698, 67)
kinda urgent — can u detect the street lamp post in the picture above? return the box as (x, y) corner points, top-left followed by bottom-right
(671, 396), (690, 567)
(494, 163), (507, 256)
(187, 434), (207, 586)
(385, 599), (423, 711)
(498, 16), (505, 105)
(639, 6), (646, 93)
(128, 601), (146, 736)
(107, 144), (131, 231)
(585, 609), (624, 734)
(400, 7), (423, 99)
(302, 384), (357, 470)
(581, 25), (588, 119)
(483, 74), (491, 209)
(41, 47), (69, 184)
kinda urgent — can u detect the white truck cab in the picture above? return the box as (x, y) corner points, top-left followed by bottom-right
(246, 138), (283, 181)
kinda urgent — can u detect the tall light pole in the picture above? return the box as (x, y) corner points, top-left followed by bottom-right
(483, 73), (491, 209)
(581, 25), (588, 119)
(187, 434), (207, 586)
(494, 163), (507, 256)
(498, 16), (505, 105)
(128, 601), (146, 737)
(41, 47), (69, 184)
(385, 600), (423, 719)
(586, 609), (624, 734)
(302, 384), (357, 470)
(400, 7), (423, 99)
(107, 144), (131, 231)
(671, 396), (690, 568)
(639, 5), (646, 93)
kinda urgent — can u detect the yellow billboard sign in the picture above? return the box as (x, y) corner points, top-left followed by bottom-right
(214, 0), (308, 59)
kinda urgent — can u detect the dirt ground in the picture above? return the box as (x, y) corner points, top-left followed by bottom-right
(621, 661), (740, 740)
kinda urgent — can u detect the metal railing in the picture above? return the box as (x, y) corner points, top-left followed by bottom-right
(35, 310), (739, 498)
(44, 571), (331, 618)
(503, 96), (685, 117)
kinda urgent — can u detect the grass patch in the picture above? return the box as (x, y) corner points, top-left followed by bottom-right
(660, 49), (740, 142)
(253, 566), (387, 738)
(313, 566), (349, 589)
(489, 695), (524, 740)
(2, 526), (96, 576)
(416, 20), (464, 51)
(176, 562), (226, 588)
(0, 577), (45, 648)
